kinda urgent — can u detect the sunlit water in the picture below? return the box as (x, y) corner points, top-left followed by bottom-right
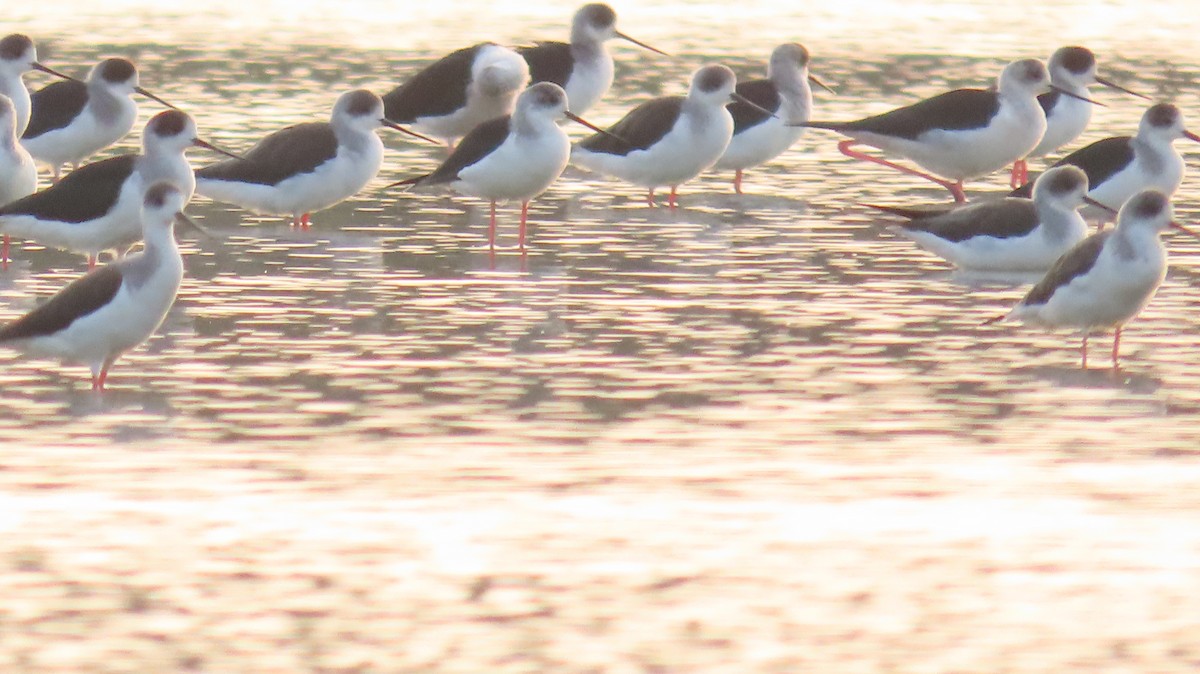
(1, 1), (1199, 671)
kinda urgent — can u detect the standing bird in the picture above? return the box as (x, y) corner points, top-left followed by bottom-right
(0, 95), (37, 209)
(572, 64), (763, 208)
(0, 182), (209, 390)
(714, 42), (832, 194)
(1010, 103), (1198, 214)
(0, 33), (74, 137)
(382, 42), (530, 147)
(518, 3), (666, 116)
(988, 189), (1199, 368)
(867, 165), (1092, 272)
(195, 89), (434, 229)
(801, 59), (1093, 203)
(21, 57), (179, 182)
(0, 110), (239, 267)
(1008, 46), (1148, 187)
(387, 83), (611, 251)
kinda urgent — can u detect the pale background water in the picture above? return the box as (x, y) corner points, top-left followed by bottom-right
(1, 1), (1200, 671)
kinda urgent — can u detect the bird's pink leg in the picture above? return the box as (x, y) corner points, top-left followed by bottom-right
(301, 213), (311, 229)
(88, 254), (97, 270)
(734, 169), (744, 195)
(1111, 328), (1122, 369)
(1009, 159), (1028, 189)
(518, 201), (529, 251)
(837, 140), (967, 203)
(1081, 334), (1089, 369)
(647, 189), (656, 207)
(488, 200), (497, 251)
(668, 186), (678, 210)
(2, 234), (9, 268)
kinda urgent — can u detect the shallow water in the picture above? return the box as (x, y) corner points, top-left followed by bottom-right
(1, 1), (1200, 671)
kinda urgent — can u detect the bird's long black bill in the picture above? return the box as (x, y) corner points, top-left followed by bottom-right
(730, 92), (779, 119)
(135, 86), (181, 111)
(1083, 196), (1117, 215)
(564, 111), (628, 145)
(1094, 76), (1151, 101)
(176, 212), (215, 238)
(31, 62), (77, 82)
(1171, 221), (1200, 238)
(192, 138), (244, 160)
(1051, 85), (1105, 106)
(615, 31), (668, 56)
(809, 73), (836, 95)
(380, 119), (439, 145)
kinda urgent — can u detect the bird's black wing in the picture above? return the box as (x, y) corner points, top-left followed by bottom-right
(0, 155), (137, 223)
(196, 123), (338, 186)
(808, 89), (999, 141)
(729, 79), (780, 134)
(420, 116), (511, 186)
(902, 199), (1040, 243)
(1010, 136), (1134, 198)
(518, 41), (574, 88)
(0, 265), (124, 341)
(578, 96), (683, 156)
(382, 44), (482, 123)
(23, 80), (89, 140)
(1021, 232), (1109, 306)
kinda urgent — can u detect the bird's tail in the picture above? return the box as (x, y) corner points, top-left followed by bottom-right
(859, 202), (942, 220)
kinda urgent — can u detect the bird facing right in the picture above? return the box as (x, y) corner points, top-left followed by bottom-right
(992, 189), (1200, 368)
(0, 182), (208, 391)
(571, 64), (748, 208)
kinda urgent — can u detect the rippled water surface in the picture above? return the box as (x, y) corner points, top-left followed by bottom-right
(2, 1), (1200, 671)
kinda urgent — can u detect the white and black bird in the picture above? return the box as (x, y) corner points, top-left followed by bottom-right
(195, 89), (433, 228)
(0, 182), (210, 391)
(572, 64), (766, 208)
(1011, 103), (1198, 214)
(988, 189), (1199, 368)
(802, 59), (1094, 202)
(517, 3), (666, 116)
(714, 42), (832, 194)
(382, 42), (530, 146)
(0, 95), (37, 210)
(1008, 46), (1148, 187)
(388, 82), (611, 251)
(867, 165), (1092, 272)
(0, 109), (239, 267)
(21, 57), (179, 182)
(0, 33), (73, 137)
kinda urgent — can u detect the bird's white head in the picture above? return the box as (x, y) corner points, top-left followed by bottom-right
(572, 3), (619, 43)
(689, 64), (737, 106)
(997, 58), (1051, 99)
(570, 3), (666, 55)
(90, 57), (139, 95)
(333, 88), (387, 133)
(0, 34), (36, 76)
(144, 109), (242, 160)
(516, 82), (568, 122)
(142, 181), (212, 239)
(1138, 103), (1200, 145)
(475, 45), (531, 99)
(1117, 189), (1174, 236)
(142, 181), (188, 230)
(1032, 164), (1089, 210)
(1047, 46), (1096, 88)
(0, 34), (70, 82)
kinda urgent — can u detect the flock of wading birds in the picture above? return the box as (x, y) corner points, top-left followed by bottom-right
(0, 4), (1195, 390)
